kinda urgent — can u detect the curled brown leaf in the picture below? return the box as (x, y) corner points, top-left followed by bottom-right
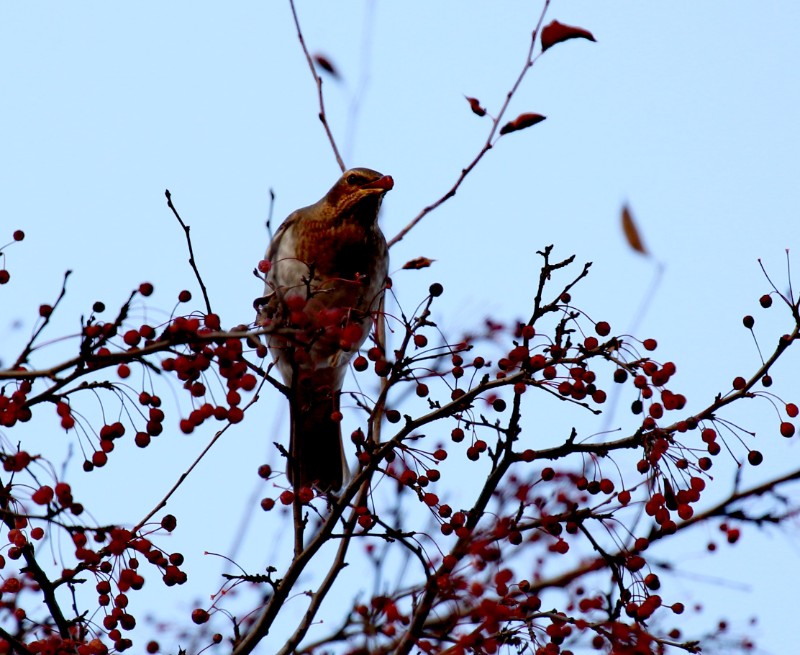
(499, 112), (546, 136)
(621, 204), (649, 256)
(541, 20), (596, 53)
(403, 256), (435, 270)
(465, 96), (487, 117)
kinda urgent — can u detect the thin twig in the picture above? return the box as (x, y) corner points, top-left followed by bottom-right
(164, 189), (213, 315)
(132, 385), (265, 533)
(266, 188), (276, 240)
(12, 270), (72, 369)
(288, 0), (347, 172)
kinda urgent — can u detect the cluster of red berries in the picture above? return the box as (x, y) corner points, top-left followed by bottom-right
(0, 380), (33, 428)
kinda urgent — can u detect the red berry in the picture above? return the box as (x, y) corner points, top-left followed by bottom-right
(0, 270), (10, 284)
(139, 282), (154, 296)
(178, 290), (192, 303)
(747, 450), (763, 466)
(644, 573), (660, 590)
(161, 515), (177, 531)
(32, 485), (54, 505)
(123, 330), (141, 347)
(780, 422), (795, 438)
(595, 321), (611, 337)
(642, 338), (657, 351)
(191, 609), (209, 625)
(12, 230), (25, 241)
(759, 294), (772, 308)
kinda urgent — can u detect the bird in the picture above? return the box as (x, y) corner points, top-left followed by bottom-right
(256, 168), (392, 491)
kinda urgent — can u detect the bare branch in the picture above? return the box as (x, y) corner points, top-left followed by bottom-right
(165, 189), (213, 315)
(288, 0), (347, 172)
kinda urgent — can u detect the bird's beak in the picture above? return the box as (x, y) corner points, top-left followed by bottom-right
(363, 175), (394, 192)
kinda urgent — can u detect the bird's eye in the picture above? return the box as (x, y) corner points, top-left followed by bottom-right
(346, 174), (359, 185)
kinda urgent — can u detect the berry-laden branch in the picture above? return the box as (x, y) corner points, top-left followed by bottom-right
(408, 462), (800, 650)
(0, 478), (71, 640)
(0, 235), (797, 654)
(255, 249), (798, 655)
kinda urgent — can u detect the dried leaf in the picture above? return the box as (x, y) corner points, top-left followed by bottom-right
(403, 256), (435, 270)
(663, 479), (678, 511)
(621, 205), (649, 256)
(465, 96), (486, 117)
(313, 53), (340, 79)
(541, 20), (596, 53)
(499, 112), (546, 136)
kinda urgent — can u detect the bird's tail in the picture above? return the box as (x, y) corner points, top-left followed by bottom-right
(288, 372), (348, 492)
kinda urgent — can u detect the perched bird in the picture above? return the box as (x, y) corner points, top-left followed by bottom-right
(256, 168), (392, 491)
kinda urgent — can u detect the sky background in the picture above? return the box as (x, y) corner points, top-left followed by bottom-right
(2, 2), (800, 653)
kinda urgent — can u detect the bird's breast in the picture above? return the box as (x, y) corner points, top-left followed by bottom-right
(295, 219), (385, 282)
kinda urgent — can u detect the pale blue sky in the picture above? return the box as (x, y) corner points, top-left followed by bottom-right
(2, 3), (799, 653)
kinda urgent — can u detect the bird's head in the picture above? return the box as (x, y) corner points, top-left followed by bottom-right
(323, 168), (394, 222)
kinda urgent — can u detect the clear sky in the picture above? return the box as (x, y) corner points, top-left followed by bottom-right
(2, 2), (799, 653)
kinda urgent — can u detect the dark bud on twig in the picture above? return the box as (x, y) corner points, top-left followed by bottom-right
(312, 53), (340, 79)
(465, 96), (487, 117)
